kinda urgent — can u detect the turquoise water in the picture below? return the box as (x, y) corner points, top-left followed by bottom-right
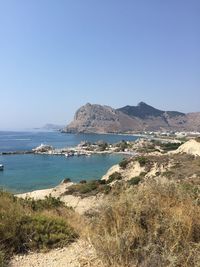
(0, 131), (138, 193)
(0, 154), (123, 193)
(0, 131), (138, 152)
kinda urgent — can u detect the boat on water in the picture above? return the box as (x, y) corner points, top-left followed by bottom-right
(65, 152), (74, 157)
(65, 151), (92, 157)
(0, 164), (4, 171)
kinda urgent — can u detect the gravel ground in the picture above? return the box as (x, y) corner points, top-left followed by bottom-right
(9, 239), (102, 267)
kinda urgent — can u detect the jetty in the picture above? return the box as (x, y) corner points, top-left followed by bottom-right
(0, 151), (33, 155)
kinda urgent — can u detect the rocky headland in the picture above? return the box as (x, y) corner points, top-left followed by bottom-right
(63, 102), (200, 133)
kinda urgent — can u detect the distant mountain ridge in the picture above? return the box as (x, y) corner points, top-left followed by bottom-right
(63, 102), (200, 133)
(117, 102), (185, 119)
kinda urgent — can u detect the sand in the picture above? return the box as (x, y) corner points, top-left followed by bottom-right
(17, 181), (103, 215)
(172, 139), (200, 156)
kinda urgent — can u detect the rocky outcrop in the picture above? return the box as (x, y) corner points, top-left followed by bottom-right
(172, 139), (200, 156)
(63, 102), (200, 133)
(63, 103), (143, 133)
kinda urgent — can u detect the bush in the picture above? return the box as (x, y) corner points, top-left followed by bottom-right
(65, 179), (114, 197)
(119, 159), (129, 169)
(0, 191), (78, 264)
(116, 141), (129, 151)
(140, 172), (147, 177)
(79, 180), (87, 184)
(136, 156), (148, 166)
(162, 170), (174, 178)
(107, 172), (122, 184)
(79, 181), (98, 194)
(97, 179), (106, 185)
(66, 180), (111, 197)
(16, 214), (78, 252)
(0, 250), (6, 267)
(195, 137), (200, 143)
(97, 141), (108, 151)
(101, 185), (111, 194)
(128, 176), (141, 186)
(21, 195), (64, 211)
(160, 142), (182, 151)
(62, 178), (71, 183)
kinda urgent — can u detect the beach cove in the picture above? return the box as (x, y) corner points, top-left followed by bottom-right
(0, 131), (139, 193)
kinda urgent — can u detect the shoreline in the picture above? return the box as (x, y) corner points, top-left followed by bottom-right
(16, 179), (105, 215)
(0, 134), (181, 156)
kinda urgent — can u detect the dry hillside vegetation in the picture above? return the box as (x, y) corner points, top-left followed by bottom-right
(3, 140), (200, 267)
(87, 180), (200, 267)
(84, 150), (200, 267)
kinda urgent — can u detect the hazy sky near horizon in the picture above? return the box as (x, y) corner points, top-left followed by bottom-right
(0, 0), (199, 129)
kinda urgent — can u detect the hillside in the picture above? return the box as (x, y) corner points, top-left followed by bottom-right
(7, 138), (200, 267)
(63, 103), (143, 133)
(63, 102), (200, 133)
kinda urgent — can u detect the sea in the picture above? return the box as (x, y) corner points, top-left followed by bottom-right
(0, 131), (139, 193)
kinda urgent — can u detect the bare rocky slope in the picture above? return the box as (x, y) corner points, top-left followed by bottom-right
(63, 102), (200, 133)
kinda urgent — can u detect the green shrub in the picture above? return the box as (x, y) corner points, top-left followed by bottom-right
(16, 214), (78, 252)
(66, 180), (99, 196)
(128, 176), (141, 186)
(66, 180), (112, 197)
(160, 142), (182, 151)
(179, 182), (200, 202)
(107, 172), (122, 184)
(162, 170), (174, 178)
(79, 180), (87, 184)
(119, 159), (129, 169)
(21, 195), (64, 211)
(79, 181), (98, 194)
(104, 185), (112, 194)
(116, 141), (129, 151)
(62, 178), (71, 183)
(195, 137), (200, 143)
(98, 179), (106, 185)
(0, 250), (6, 267)
(136, 156), (148, 166)
(97, 141), (108, 151)
(0, 191), (78, 263)
(140, 172), (147, 177)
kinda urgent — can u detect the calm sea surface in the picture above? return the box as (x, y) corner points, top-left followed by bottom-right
(0, 131), (139, 193)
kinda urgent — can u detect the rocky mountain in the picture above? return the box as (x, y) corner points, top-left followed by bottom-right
(63, 102), (200, 133)
(117, 102), (185, 119)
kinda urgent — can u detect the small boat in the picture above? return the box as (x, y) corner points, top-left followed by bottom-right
(65, 152), (74, 157)
(0, 164), (4, 171)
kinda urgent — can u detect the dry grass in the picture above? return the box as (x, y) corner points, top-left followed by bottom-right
(87, 180), (200, 267)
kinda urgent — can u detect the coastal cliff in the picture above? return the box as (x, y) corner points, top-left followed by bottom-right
(63, 102), (200, 133)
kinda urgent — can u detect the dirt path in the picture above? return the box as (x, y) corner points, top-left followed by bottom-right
(9, 239), (102, 267)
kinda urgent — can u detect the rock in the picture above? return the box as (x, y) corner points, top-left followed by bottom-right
(62, 102), (200, 133)
(32, 144), (53, 153)
(63, 103), (143, 133)
(173, 139), (200, 156)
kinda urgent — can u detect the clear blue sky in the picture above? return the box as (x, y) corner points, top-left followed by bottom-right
(0, 0), (199, 129)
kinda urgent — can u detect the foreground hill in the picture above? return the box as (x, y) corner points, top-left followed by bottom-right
(63, 102), (200, 133)
(7, 138), (200, 267)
